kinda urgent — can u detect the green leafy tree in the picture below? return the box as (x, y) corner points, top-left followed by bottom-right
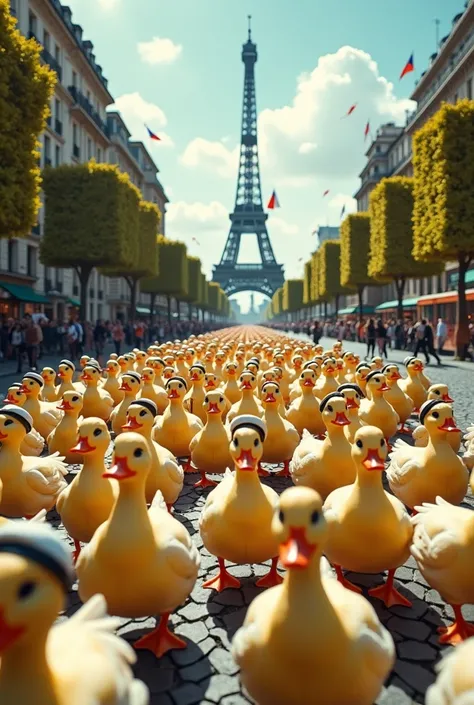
(283, 279), (304, 314)
(208, 282), (220, 318)
(0, 2), (56, 238)
(303, 261), (312, 307)
(310, 251), (322, 311)
(198, 273), (208, 321)
(318, 240), (351, 316)
(272, 287), (284, 318)
(41, 162), (141, 319)
(369, 176), (442, 321)
(413, 100), (474, 358)
(182, 255), (201, 321)
(141, 236), (188, 324)
(340, 213), (379, 320)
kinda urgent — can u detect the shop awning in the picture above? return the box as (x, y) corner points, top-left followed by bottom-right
(375, 297), (419, 311)
(338, 305), (374, 315)
(68, 298), (80, 307)
(0, 282), (49, 304)
(137, 306), (150, 314)
(449, 269), (474, 286)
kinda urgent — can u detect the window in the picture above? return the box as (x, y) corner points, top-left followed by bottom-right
(55, 145), (60, 167)
(468, 78), (473, 100)
(54, 44), (61, 66)
(86, 90), (91, 104)
(87, 138), (92, 160)
(43, 30), (50, 52)
(72, 71), (77, 88)
(454, 93), (459, 103)
(28, 11), (37, 37)
(7, 240), (18, 272)
(44, 135), (51, 166)
(97, 147), (102, 162)
(55, 99), (61, 119)
(9, 0), (17, 18)
(27, 246), (36, 277)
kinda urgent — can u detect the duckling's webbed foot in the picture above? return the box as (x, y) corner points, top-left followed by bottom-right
(134, 613), (186, 658)
(437, 605), (474, 645)
(203, 557), (241, 592)
(368, 569), (412, 608)
(256, 556), (283, 588)
(194, 471), (217, 488)
(334, 565), (363, 594)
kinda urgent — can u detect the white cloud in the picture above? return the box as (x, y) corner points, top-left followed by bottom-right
(180, 138), (239, 178)
(138, 37), (182, 65)
(98, 0), (119, 9)
(109, 92), (174, 148)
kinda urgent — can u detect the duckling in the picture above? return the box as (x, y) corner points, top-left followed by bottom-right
(20, 372), (63, 440)
(411, 497), (474, 644)
(418, 360), (432, 390)
(359, 371), (399, 445)
(0, 406), (67, 518)
(110, 371), (141, 436)
(77, 433), (200, 658)
(47, 390), (83, 463)
(102, 359), (124, 406)
(335, 358), (346, 385)
(40, 366), (58, 402)
(139, 366), (169, 414)
(162, 365), (175, 382)
(214, 350), (227, 381)
(290, 393), (354, 501)
(190, 391), (232, 488)
(134, 350), (148, 375)
(426, 637), (474, 704)
(399, 357), (427, 412)
(80, 364), (114, 422)
(272, 353), (290, 403)
(260, 382), (299, 477)
(122, 399), (183, 509)
(287, 369), (325, 437)
(174, 350), (190, 381)
(338, 383), (364, 444)
(55, 359), (83, 397)
(2, 384), (44, 457)
(412, 384), (461, 452)
(200, 416), (283, 591)
(382, 363), (414, 435)
(462, 425), (474, 474)
(146, 357), (166, 388)
(324, 426), (413, 606)
(153, 377), (203, 461)
(57, 417), (115, 562)
(222, 362), (241, 405)
(371, 355), (384, 371)
(355, 362), (371, 398)
(183, 364), (206, 422)
(315, 357), (339, 399)
(341, 351), (359, 384)
(79, 354), (91, 370)
(288, 354), (304, 383)
(387, 400), (469, 511)
(232, 486), (395, 705)
(226, 371), (263, 423)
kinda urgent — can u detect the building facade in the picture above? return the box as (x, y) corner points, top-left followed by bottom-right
(4, 0), (167, 323)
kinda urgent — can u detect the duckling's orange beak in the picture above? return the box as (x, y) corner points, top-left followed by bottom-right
(0, 431), (8, 441)
(19, 385), (30, 395)
(190, 372), (199, 381)
(264, 393), (276, 403)
(325, 366), (335, 374)
(303, 379), (314, 387)
(167, 388), (179, 399)
(119, 381), (132, 392)
(279, 527), (316, 569)
(208, 402), (220, 414)
(206, 380), (215, 389)
(413, 363), (423, 372)
(235, 449), (255, 471)
(442, 393), (454, 402)
(438, 417), (460, 433)
(122, 416), (142, 430)
(345, 397), (358, 410)
(363, 448), (386, 471)
(0, 610), (25, 652)
(57, 370), (65, 378)
(57, 400), (72, 411)
(228, 368), (236, 375)
(103, 456), (136, 480)
(241, 380), (252, 389)
(390, 371), (402, 380)
(70, 436), (96, 454)
(332, 412), (350, 426)
(4, 394), (18, 404)
(81, 372), (92, 381)
(378, 382), (390, 392)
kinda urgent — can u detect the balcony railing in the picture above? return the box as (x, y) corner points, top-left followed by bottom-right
(40, 47), (63, 82)
(73, 144), (80, 159)
(54, 118), (63, 136)
(68, 86), (109, 138)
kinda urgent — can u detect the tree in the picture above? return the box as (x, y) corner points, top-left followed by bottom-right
(272, 287), (284, 318)
(303, 261), (312, 309)
(310, 251), (322, 314)
(340, 213), (379, 320)
(283, 279), (304, 316)
(41, 162), (141, 320)
(318, 240), (350, 317)
(141, 236), (188, 325)
(0, 2), (56, 238)
(412, 100), (474, 358)
(198, 273), (208, 321)
(369, 176), (442, 322)
(102, 201), (160, 322)
(207, 282), (220, 319)
(184, 256), (202, 321)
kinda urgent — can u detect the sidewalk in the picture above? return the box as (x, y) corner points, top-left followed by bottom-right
(0, 344), (115, 380)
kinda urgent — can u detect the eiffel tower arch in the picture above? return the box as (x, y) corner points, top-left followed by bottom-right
(212, 17), (284, 299)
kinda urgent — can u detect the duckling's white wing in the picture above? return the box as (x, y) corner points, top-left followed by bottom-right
(410, 504), (459, 570)
(356, 619), (396, 680)
(426, 640), (474, 705)
(386, 446), (422, 487)
(163, 458), (184, 484)
(164, 535), (200, 579)
(22, 454), (68, 495)
(412, 425), (428, 447)
(43, 407), (62, 425)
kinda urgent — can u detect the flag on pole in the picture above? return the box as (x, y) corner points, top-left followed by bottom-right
(400, 53), (414, 80)
(323, 189), (330, 197)
(267, 190), (280, 209)
(342, 103), (357, 118)
(145, 125), (161, 141)
(340, 204), (346, 219)
(192, 237), (200, 246)
(364, 120), (370, 140)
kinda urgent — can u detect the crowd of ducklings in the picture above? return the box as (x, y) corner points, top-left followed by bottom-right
(0, 326), (472, 704)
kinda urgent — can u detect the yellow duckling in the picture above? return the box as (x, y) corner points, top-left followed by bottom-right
(190, 391), (231, 488)
(134, 350), (148, 375)
(359, 370), (399, 444)
(399, 356), (427, 411)
(0, 406), (67, 518)
(77, 432), (200, 658)
(288, 354), (304, 383)
(287, 368), (325, 437)
(289, 360), (321, 402)
(80, 364), (114, 422)
(382, 363), (414, 434)
(153, 377), (203, 462)
(387, 400), (469, 511)
(122, 399), (183, 510)
(335, 358), (346, 385)
(162, 365), (176, 383)
(226, 371), (263, 423)
(462, 426), (474, 479)
(20, 372), (63, 441)
(79, 353), (91, 370)
(418, 360), (432, 390)
(110, 371), (141, 436)
(47, 390), (83, 464)
(200, 416), (283, 592)
(338, 383), (364, 444)
(370, 355), (384, 370)
(412, 384), (461, 452)
(234, 349), (246, 376)
(0, 521), (149, 704)
(101, 359), (124, 407)
(214, 350), (227, 381)
(55, 359), (83, 397)
(139, 366), (169, 414)
(232, 486), (395, 705)
(315, 357), (339, 399)
(183, 364), (207, 423)
(146, 356), (166, 388)
(272, 353), (290, 403)
(426, 637), (474, 704)
(324, 426), (413, 607)
(411, 497), (474, 644)
(260, 382), (299, 477)
(175, 350), (190, 381)
(40, 366), (58, 402)
(2, 384), (44, 457)
(355, 361), (371, 398)
(341, 350), (359, 384)
(57, 417), (115, 563)
(222, 361), (241, 405)
(290, 392), (354, 500)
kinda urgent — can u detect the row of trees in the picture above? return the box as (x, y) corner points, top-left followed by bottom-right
(1, 4), (230, 325)
(266, 100), (474, 358)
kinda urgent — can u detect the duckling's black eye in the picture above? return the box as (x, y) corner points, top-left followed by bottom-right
(134, 448), (143, 458)
(355, 395), (360, 401)
(310, 510), (320, 524)
(356, 439), (363, 448)
(254, 438), (259, 447)
(435, 390), (440, 395)
(72, 396), (78, 402)
(278, 509), (285, 523)
(327, 405), (333, 413)
(234, 437), (239, 447)
(219, 397), (224, 403)
(380, 439), (385, 447)
(138, 409), (147, 418)
(432, 412), (439, 419)
(204, 397), (209, 404)
(17, 581), (36, 600)
(251, 376), (255, 382)
(4, 419), (13, 427)
(93, 428), (102, 437)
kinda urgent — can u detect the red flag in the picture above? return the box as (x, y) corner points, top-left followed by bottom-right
(364, 120), (370, 140)
(400, 53), (414, 80)
(145, 124), (161, 141)
(323, 189), (330, 197)
(267, 190), (280, 209)
(346, 103), (357, 116)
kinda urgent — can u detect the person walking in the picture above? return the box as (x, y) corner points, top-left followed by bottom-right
(112, 320), (124, 356)
(93, 319), (107, 366)
(376, 319), (388, 358)
(365, 318), (376, 359)
(24, 318), (41, 370)
(10, 322), (24, 373)
(424, 321), (441, 365)
(414, 319), (429, 364)
(436, 318), (447, 354)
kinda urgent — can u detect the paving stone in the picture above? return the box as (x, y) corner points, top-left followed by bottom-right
(395, 567), (414, 581)
(222, 608), (247, 636)
(204, 674), (242, 702)
(376, 684), (414, 705)
(221, 694), (253, 704)
(176, 620), (209, 643)
(171, 682), (207, 705)
(179, 658), (213, 683)
(386, 616), (431, 641)
(208, 647), (239, 676)
(179, 601), (223, 621)
(398, 640), (438, 661)
(210, 626), (232, 649)
(214, 590), (245, 607)
(391, 599), (428, 620)
(393, 661), (435, 692)
(425, 589), (445, 606)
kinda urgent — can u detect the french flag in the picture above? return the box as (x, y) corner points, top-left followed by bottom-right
(145, 125), (161, 141)
(267, 190), (280, 209)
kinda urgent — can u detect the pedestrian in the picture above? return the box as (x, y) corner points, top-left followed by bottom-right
(312, 321), (321, 345)
(10, 322), (24, 373)
(414, 319), (429, 364)
(112, 320), (124, 356)
(93, 319), (107, 366)
(67, 319), (79, 361)
(24, 318), (41, 370)
(365, 318), (376, 359)
(436, 317), (447, 354)
(134, 320), (145, 349)
(424, 321), (441, 365)
(376, 319), (388, 358)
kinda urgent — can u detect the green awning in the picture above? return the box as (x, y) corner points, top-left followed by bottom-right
(449, 269), (474, 285)
(338, 305), (374, 315)
(375, 297), (419, 311)
(0, 282), (49, 304)
(68, 298), (80, 307)
(137, 306), (150, 314)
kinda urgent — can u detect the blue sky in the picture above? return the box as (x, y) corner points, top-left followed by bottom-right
(68, 0), (463, 311)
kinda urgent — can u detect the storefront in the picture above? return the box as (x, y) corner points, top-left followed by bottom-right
(417, 288), (474, 351)
(374, 297), (419, 321)
(0, 282), (49, 319)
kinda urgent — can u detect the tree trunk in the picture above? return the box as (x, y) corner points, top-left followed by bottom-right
(357, 284), (365, 322)
(394, 276), (406, 322)
(166, 295), (172, 326)
(456, 252), (471, 360)
(76, 265), (92, 323)
(124, 277), (138, 324)
(176, 299), (181, 320)
(323, 301), (328, 320)
(334, 294), (340, 318)
(149, 292), (156, 327)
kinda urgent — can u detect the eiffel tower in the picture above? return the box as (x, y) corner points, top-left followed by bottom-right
(212, 17), (284, 298)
